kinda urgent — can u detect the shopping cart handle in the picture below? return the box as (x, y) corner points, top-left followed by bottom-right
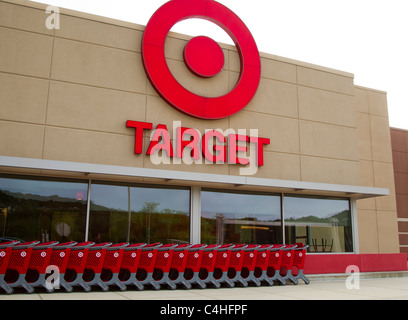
(72, 241), (95, 250)
(158, 244), (178, 251)
(34, 241), (59, 250)
(54, 241), (77, 249)
(13, 241), (40, 250)
(107, 242), (129, 250)
(189, 244), (207, 251)
(244, 244), (261, 251)
(90, 242), (112, 250)
(0, 240), (20, 249)
(174, 243), (193, 251)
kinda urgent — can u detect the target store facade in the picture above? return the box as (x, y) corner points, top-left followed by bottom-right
(0, 0), (407, 275)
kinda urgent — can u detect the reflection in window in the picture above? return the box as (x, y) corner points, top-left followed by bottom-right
(0, 175), (88, 242)
(284, 196), (353, 253)
(89, 183), (190, 244)
(201, 190), (282, 244)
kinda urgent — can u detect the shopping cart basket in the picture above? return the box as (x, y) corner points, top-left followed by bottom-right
(100, 242), (129, 291)
(184, 244), (207, 289)
(199, 244), (221, 288)
(0, 240), (20, 294)
(119, 243), (145, 290)
(292, 243), (310, 284)
(26, 241), (59, 292)
(168, 244), (192, 289)
(137, 243), (162, 290)
(266, 244), (285, 285)
(6, 241), (40, 293)
(213, 244), (234, 287)
(227, 244), (247, 287)
(83, 242), (112, 291)
(254, 244), (273, 286)
(280, 244), (298, 285)
(240, 244), (261, 286)
(64, 241), (94, 291)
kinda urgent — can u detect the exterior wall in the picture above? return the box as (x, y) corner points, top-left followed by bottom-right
(390, 127), (408, 255)
(0, 0), (401, 254)
(355, 86), (399, 253)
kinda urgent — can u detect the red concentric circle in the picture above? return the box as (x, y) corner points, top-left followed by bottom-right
(184, 36), (225, 78)
(142, 0), (261, 120)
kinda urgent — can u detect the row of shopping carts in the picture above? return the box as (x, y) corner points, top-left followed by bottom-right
(0, 240), (309, 294)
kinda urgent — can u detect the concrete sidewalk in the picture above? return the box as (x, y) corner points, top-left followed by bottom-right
(1, 275), (408, 300)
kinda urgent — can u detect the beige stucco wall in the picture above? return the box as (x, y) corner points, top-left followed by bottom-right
(355, 86), (399, 253)
(0, 0), (400, 253)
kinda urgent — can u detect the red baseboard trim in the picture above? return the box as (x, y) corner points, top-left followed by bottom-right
(304, 253), (408, 274)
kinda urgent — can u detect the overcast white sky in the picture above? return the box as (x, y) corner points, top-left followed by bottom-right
(32, 0), (408, 130)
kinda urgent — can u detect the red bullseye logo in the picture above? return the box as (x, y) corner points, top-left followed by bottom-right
(142, 0), (261, 120)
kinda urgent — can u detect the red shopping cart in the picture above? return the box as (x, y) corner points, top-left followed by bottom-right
(253, 244), (273, 286)
(25, 241), (59, 292)
(153, 243), (177, 289)
(280, 244), (298, 285)
(0, 240), (20, 294)
(137, 243), (162, 290)
(199, 244), (221, 288)
(100, 242), (129, 291)
(213, 244), (234, 288)
(64, 241), (94, 291)
(48, 241), (77, 292)
(292, 243), (310, 284)
(227, 244), (247, 287)
(168, 244), (192, 289)
(83, 242), (112, 291)
(5, 241), (40, 293)
(240, 244), (261, 286)
(184, 244), (207, 289)
(266, 244), (285, 285)
(119, 243), (145, 290)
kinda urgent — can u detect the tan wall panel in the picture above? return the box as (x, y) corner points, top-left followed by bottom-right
(0, 73), (49, 124)
(297, 66), (354, 95)
(298, 86), (356, 127)
(356, 112), (373, 161)
(299, 120), (359, 161)
(246, 78), (298, 118)
(373, 161), (397, 211)
(0, 1), (53, 35)
(260, 57), (297, 84)
(51, 38), (146, 93)
(47, 81), (146, 134)
(377, 211), (400, 253)
(300, 156), (360, 185)
(359, 159), (375, 187)
(369, 115), (393, 163)
(242, 151), (301, 181)
(354, 87), (369, 113)
(368, 90), (389, 118)
(56, 15), (143, 53)
(230, 111), (300, 154)
(0, 120), (44, 158)
(43, 126), (140, 167)
(357, 209), (379, 253)
(0, 27), (53, 78)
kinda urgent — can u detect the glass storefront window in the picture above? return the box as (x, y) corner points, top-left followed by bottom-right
(201, 189), (282, 244)
(284, 195), (353, 252)
(0, 175), (88, 242)
(89, 182), (190, 244)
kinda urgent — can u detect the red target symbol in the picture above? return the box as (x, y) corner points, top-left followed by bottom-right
(142, 0), (261, 120)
